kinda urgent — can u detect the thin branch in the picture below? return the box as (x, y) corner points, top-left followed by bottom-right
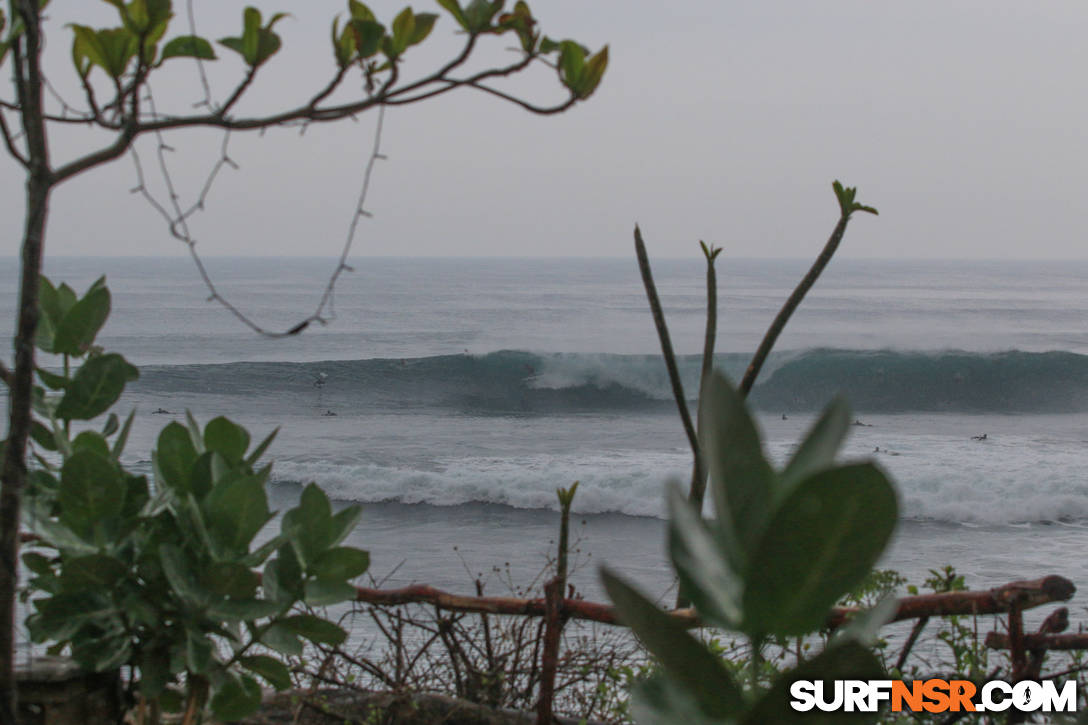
(129, 90), (389, 338)
(451, 82), (578, 115)
(738, 213), (849, 397)
(633, 225), (701, 499)
(185, 0), (215, 108)
(305, 65), (350, 110)
(0, 112), (28, 167)
(216, 65), (259, 117)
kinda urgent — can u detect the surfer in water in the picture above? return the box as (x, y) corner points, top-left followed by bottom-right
(853, 418), (872, 427)
(972, 433), (988, 441)
(152, 408), (172, 415)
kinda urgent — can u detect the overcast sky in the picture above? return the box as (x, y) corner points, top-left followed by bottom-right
(1, 1), (1085, 259)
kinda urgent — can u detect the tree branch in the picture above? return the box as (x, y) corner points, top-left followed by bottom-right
(0, 111), (28, 167)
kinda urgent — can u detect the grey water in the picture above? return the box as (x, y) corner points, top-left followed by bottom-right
(4, 256), (1088, 629)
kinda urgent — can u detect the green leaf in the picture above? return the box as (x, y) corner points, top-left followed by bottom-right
(832, 180), (878, 218)
(742, 642), (884, 725)
(59, 450), (124, 538)
(665, 484), (742, 630)
(331, 17), (355, 67)
(154, 421), (197, 492)
(558, 40), (585, 92)
(56, 283), (78, 319)
(281, 613), (347, 646)
(632, 674), (724, 725)
(70, 25), (108, 78)
(263, 546), (302, 604)
(575, 45), (608, 99)
(348, 0), (376, 21)
(59, 554), (127, 592)
(55, 353), (138, 420)
(34, 312), (56, 353)
(260, 622), (302, 657)
(240, 655), (292, 691)
(22, 552), (54, 577)
(282, 483), (332, 566)
(303, 579), (357, 606)
(389, 7), (414, 56)
(160, 35), (216, 62)
(326, 504), (363, 550)
(207, 598), (281, 621)
(184, 410), (205, 453)
(203, 473), (272, 556)
(210, 673), (262, 721)
(218, 36), (245, 58)
(742, 463), (898, 636)
(52, 283), (110, 356)
(779, 396), (850, 499)
(245, 426), (278, 466)
(101, 412), (120, 437)
(71, 430), (109, 458)
(408, 12), (437, 46)
(242, 6), (261, 62)
(138, 647), (172, 699)
(203, 416), (250, 462)
(698, 371), (775, 566)
(538, 35), (559, 54)
(93, 27), (140, 79)
(201, 562), (260, 599)
(29, 421), (58, 452)
(350, 19), (384, 58)
(158, 543), (207, 607)
(111, 409), (136, 458)
(435, 0), (467, 30)
(311, 547), (369, 581)
(121, 474), (150, 520)
(462, 0), (501, 32)
(38, 276), (62, 329)
(601, 568), (744, 719)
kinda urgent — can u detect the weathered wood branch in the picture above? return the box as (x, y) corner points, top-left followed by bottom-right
(356, 575), (1075, 631)
(987, 633), (1088, 651)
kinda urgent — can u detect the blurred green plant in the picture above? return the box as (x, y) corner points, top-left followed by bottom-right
(21, 276), (370, 723)
(602, 372), (900, 724)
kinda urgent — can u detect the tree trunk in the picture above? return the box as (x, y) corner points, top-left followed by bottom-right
(1, 4), (51, 723)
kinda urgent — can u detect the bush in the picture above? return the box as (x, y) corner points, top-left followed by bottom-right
(22, 275), (370, 723)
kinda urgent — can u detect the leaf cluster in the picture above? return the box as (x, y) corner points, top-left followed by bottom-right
(38, 0), (608, 101)
(602, 373), (900, 723)
(22, 276), (369, 722)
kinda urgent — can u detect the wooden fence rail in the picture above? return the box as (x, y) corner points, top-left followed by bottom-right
(353, 574), (1075, 631)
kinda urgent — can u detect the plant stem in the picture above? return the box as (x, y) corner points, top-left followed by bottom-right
(632, 226), (701, 506)
(689, 245), (719, 513)
(738, 213), (850, 397)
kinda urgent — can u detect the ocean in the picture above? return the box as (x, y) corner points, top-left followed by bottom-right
(4, 255), (1088, 625)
